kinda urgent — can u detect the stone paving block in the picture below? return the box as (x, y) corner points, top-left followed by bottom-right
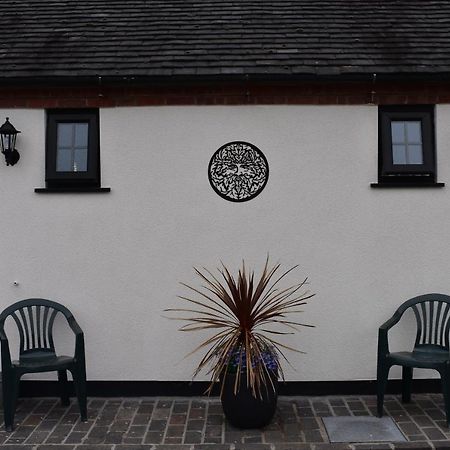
(352, 444), (392, 450)
(137, 404), (154, 414)
(234, 444), (272, 450)
(298, 407), (316, 417)
(153, 409), (171, 420)
(22, 414), (45, 426)
(283, 422), (302, 434)
(273, 445), (312, 450)
(347, 401), (365, 411)
(206, 414), (223, 425)
(313, 402), (332, 413)
(75, 446), (114, 450)
(173, 402), (189, 414)
(421, 427), (447, 440)
(184, 430), (203, 444)
(208, 404), (223, 414)
(104, 431), (125, 444)
(333, 407), (351, 416)
(116, 446), (153, 450)
(192, 401), (207, 409)
(166, 425), (185, 437)
(33, 401), (58, 414)
(156, 400), (173, 408)
(154, 445), (191, 449)
(72, 420), (94, 432)
(163, 437), (183, 444)
(36, 445), (76, 450)
(46, 424), (75, 444)
(24, 430), (49, 444)
(132, 414), (152, 425)
(144, 431), (164, 444)
(264, 430), (284, 442)
(411, 416), (434, 427)
(224, 431), (243, 443)
(127, 425), (147, 438)
(84, 425), (109, 444)
(0, 446), (35, 450)
(187, 419), (205, 431)
(190, 409), (206, 419)
(299, 417), (321, 430)
(170, 414), (187, 425)
(193, 445), (231, 450)
(110, 419), (131, 431)
(392, 443), (432, 450)
(397, 422), (422, 436)
(7, 425), (35, 440)
(408, 435), (426, 441)
(424, 410), (446, 421)
(64, 431), (86, 444)
(313, 444), (352, 450)
(243, 435), (263, 443)
(303, 429), (326, 442)
(323, 417), (406, 443)
(149, 419), (168, 431)
(122, 437), (145, 445)
(36, 419), (59, 431)
(61, 413), (80, 425)
(329, 399), (345, 406)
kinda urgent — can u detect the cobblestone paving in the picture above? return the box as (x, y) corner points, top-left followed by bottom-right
(0, 394), (449, 450)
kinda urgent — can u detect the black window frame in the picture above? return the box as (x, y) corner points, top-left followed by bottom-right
(377, 105), (438, 186)
(45, 109), (100, 189)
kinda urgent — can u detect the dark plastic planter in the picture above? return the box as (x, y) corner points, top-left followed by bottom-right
(220, 370), (278, 429)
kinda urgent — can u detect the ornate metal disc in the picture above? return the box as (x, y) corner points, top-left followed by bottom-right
(208, 141), (269, 202)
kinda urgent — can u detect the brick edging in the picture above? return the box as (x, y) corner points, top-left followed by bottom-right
(0, 80), (450, 108)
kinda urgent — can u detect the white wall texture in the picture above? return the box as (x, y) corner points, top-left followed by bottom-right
(1, 105), (450, 382)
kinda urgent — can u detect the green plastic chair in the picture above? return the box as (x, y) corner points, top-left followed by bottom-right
(0, 299), (87, 431)
(377, 293), (450, 426)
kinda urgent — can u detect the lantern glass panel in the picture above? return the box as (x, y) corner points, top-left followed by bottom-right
(1, 134), (12, 152)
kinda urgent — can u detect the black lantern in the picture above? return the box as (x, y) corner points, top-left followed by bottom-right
(0, 117), (20, 166)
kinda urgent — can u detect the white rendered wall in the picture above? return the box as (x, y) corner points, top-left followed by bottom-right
(1, 105), (450, 382)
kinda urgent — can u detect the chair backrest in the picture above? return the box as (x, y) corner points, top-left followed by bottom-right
(397, 293), (450, 349)
(0, 298), (74, 358)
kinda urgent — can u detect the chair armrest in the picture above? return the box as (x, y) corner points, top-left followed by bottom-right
(0, 330), (12, 368)
(379, 311), (403, 331)
(67, 316), (85, 360)
(378, 310), (403, 357)
(67, 316), (83, 336)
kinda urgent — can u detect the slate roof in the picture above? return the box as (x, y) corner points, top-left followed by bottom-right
(1, 0), (450, 82)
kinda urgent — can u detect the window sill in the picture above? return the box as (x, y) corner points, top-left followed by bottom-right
(35, 187), (111, 193)
(370, 182), (445, 188)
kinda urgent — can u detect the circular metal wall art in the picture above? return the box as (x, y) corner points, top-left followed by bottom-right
(208, 141), (269, 202)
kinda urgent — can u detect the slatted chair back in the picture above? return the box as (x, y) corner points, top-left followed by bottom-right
(398, 294), (450, 350)
(0, 298), (74, 360)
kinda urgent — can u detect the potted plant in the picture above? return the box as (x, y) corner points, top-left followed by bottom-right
(167, 257), (314, 428)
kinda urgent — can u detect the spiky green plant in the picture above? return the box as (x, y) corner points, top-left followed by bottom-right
(166, 257), (314, 397)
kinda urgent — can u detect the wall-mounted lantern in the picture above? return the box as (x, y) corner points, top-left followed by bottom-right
(0, 117), (20, 166)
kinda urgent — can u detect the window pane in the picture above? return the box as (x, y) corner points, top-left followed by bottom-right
(57, 123), (73, 148)
(56, 148), (73, 171)
(407, 144), (423, 164)
(74, 148), (88, 172)
(391, 122), (405, 144)
(74, 123), (88, 148)
(56, 122), (89, 172)
(392, 145), (407, 164)
(406, 121), (422, 144)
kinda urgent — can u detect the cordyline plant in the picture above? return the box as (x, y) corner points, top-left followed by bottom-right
(166, 257), (314, 398)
